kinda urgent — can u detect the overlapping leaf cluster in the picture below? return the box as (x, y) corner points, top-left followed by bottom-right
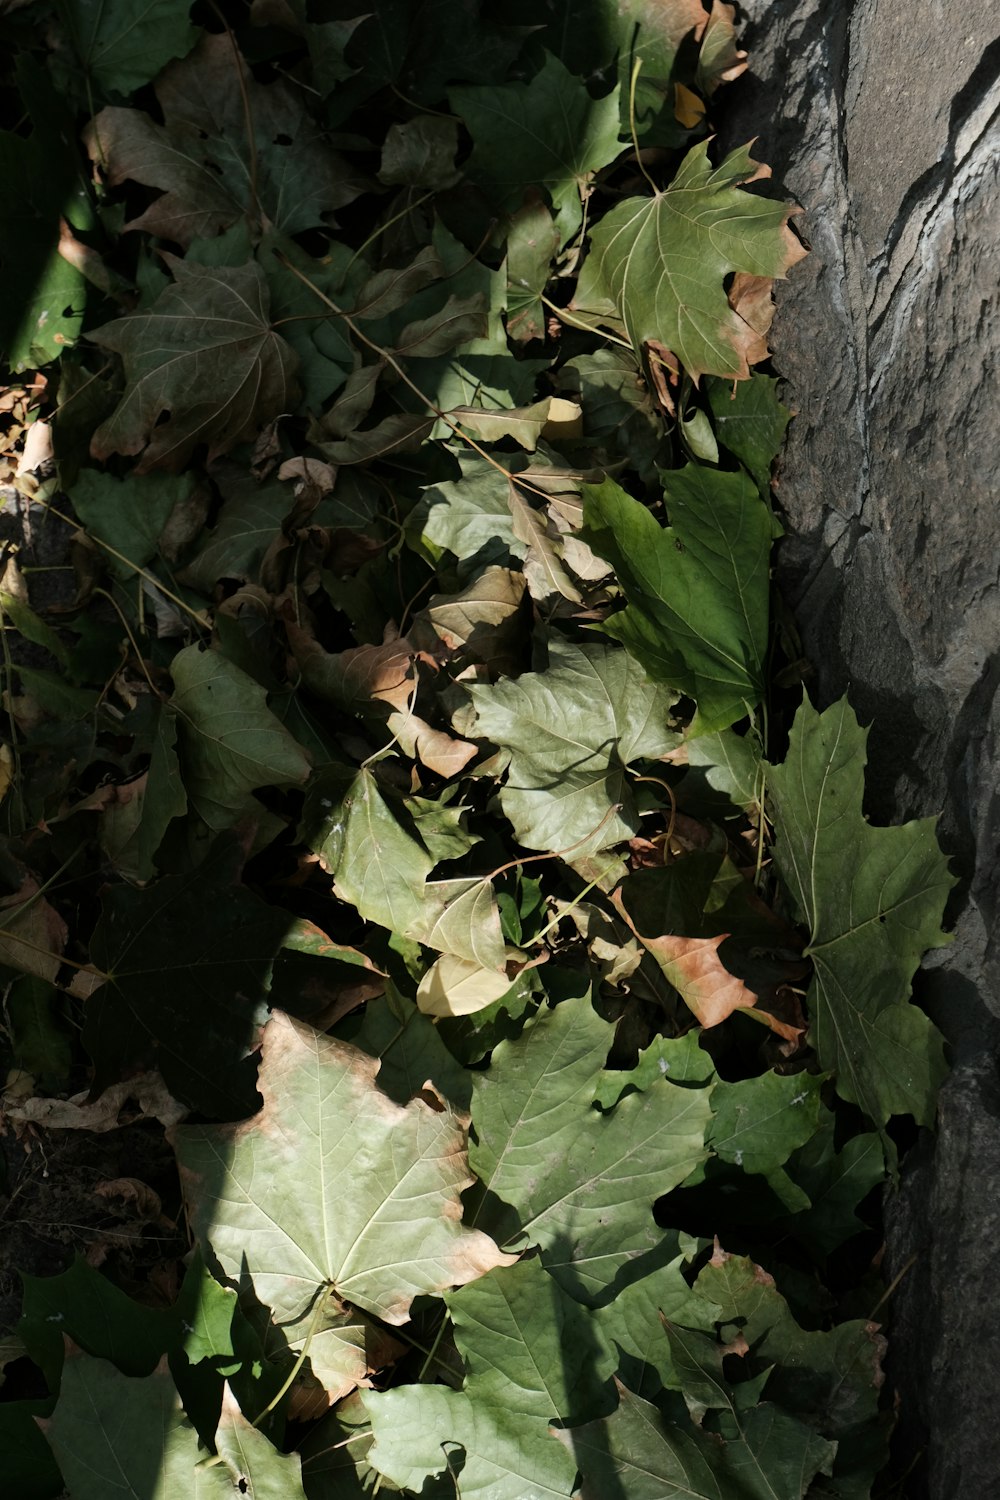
(0, 1), (952, 1496)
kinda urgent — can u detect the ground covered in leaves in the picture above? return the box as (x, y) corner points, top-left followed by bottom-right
(0, 1), (954, 1496)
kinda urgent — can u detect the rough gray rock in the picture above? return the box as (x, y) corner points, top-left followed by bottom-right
(720, 3), (1000, 1494)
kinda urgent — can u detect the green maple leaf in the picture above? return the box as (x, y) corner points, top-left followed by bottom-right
(366, 1384), (576, 1500)
(53, 0), (198, 97)
(766, 696), (954, 1125)
(595, 1251), (722, 1401)
(179, 465), (288, 593)
(583, 467), (772, 730)
(89, 259), (298, 472)
(575, 140), (805, 381)
(470, 988), (713, 1299)
(694, 1250), (886, 1447)
(706, 373), (791, 494)
(708, 1072), (825, 1177)
(564, 1379), (836, 1500)
(173, 1010), (511, 1334)
(170, 645), (311, 831)
(303, 765), (506, 966)
(40, 1355), (233, 1500)
(467, 636), (680, 856)
(450, 50), (622, 239)
(366, 1259), (613, 1500)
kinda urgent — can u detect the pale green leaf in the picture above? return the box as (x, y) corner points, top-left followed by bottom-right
(417, 954), (514, 1017)
(448, 399), (555, 450)
(421, 876), (507, 970)
(170, 646), (311, 831)
(686, 727), (763, 814)
(305, 765), (434, 936)
(366, 1383), (577, 1500)
(467, 636), (680, 856)
(470, 988), (713, 1298)
(411, 453), (523, 575)
(304, 769), (507, 963)
(583, 467), (771, 729)
(509, 488), (584, 605)
(766, 696), (954, 1125)
(215, 1385), (309, 1499)
(40, 1354), (231, 1500)
(174, 1010), (513, 1332)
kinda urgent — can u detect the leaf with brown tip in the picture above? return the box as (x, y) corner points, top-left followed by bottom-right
(610, 889), (800, 1040)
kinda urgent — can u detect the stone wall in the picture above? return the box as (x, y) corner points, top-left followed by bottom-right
(720, 3), (1000, 1494)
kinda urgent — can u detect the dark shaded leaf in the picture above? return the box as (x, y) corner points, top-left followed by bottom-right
(89, 259), (298, 472)
(86, 835), (290, 1116)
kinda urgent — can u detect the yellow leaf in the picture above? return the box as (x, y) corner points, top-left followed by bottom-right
(417, 954), (514, 1018)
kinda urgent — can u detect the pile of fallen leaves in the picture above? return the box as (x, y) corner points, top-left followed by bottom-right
(0, 1), (953, 1495)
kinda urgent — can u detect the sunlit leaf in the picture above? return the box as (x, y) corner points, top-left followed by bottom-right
(583, 467), (772, 729)
(470, 987), (713, 1298)
(467, 636), (680, 856)
(766, 696), (954, 1125)
(174, 1010), (513, 1333)
(575, 139), (805, 381)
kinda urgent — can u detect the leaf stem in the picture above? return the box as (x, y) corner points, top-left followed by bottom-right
(346, 189), (437, 274)
(628, 58), (660, 195)
(270, 251), (557, 505)
(537, 292), (634, 351)
(417, 1313), (451, 1382)
(31, 497), (209, 630)
(529, 858), (623, 946)
(251, 1290), (330, 1429)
